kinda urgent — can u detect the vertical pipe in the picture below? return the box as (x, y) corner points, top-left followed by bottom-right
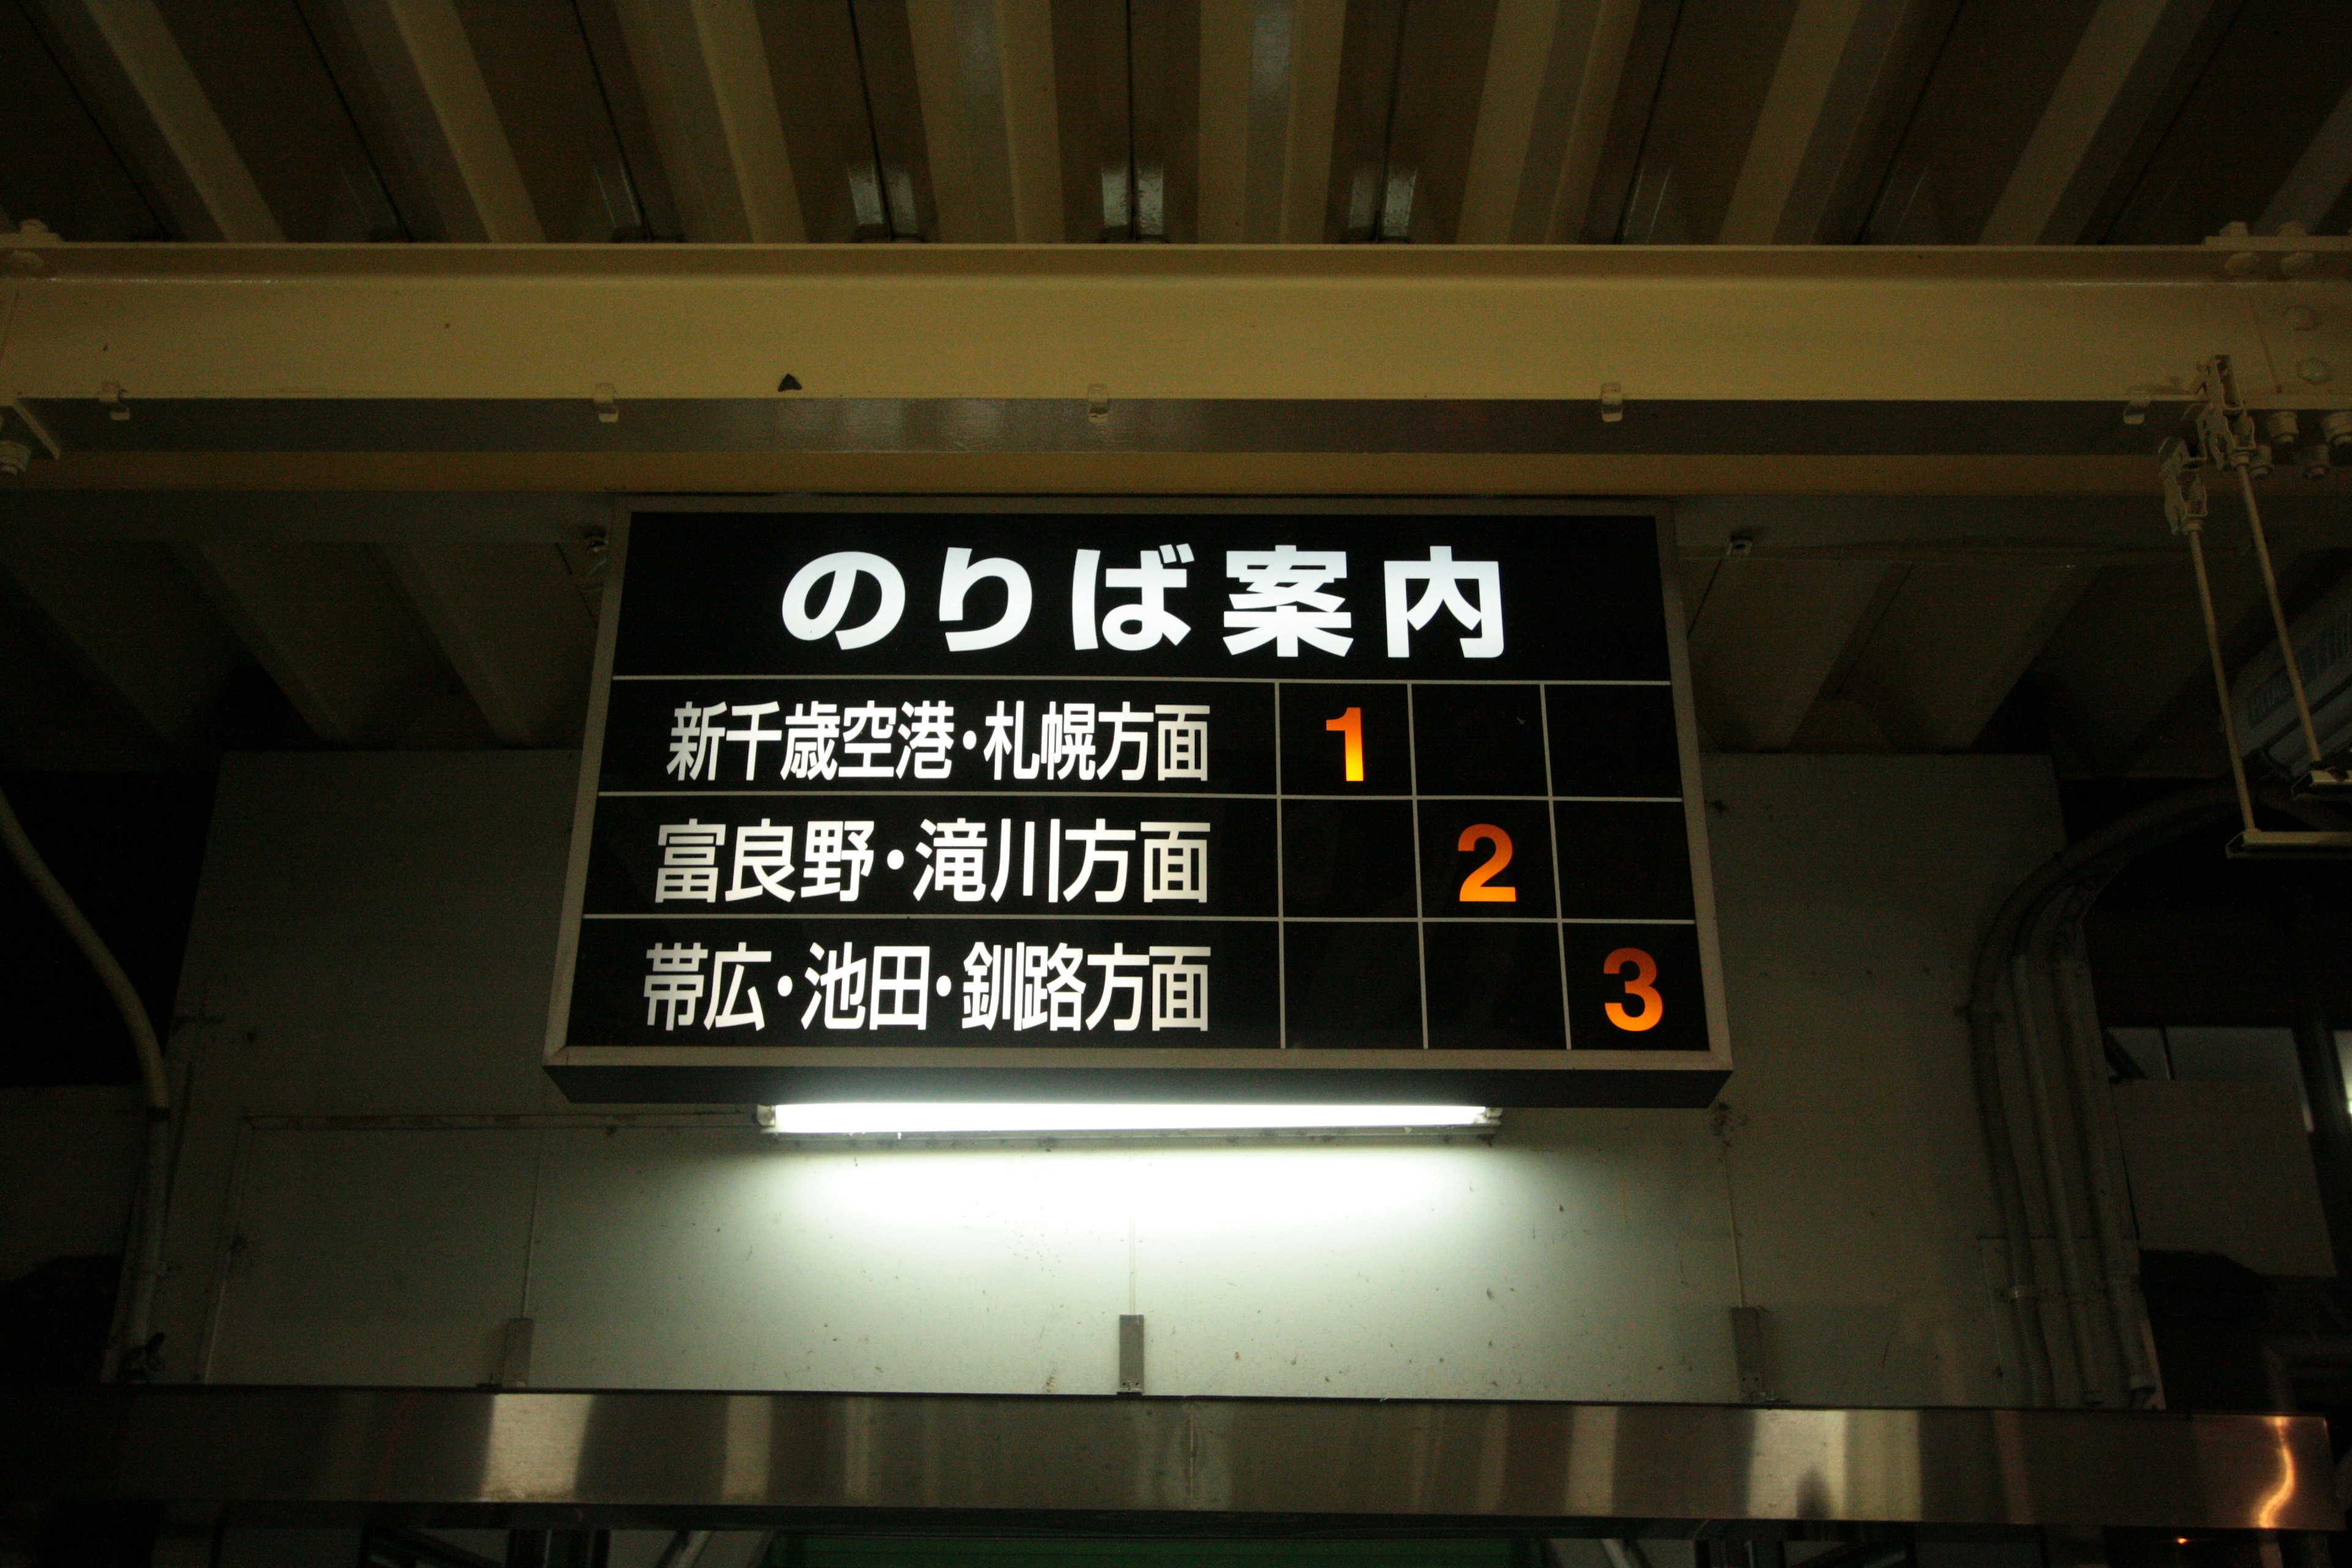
(2048, 895), (2160, 1404)
(2234, 467), (2326, 771)
(2288, 891), (2352, 1276)
(2183, 521), (2259, 835)
(2011, 952), (2108, 1404)
(1972, 989), (2056, 1406)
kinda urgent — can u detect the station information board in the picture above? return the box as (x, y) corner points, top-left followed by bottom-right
(546, 505), (1728, 1106)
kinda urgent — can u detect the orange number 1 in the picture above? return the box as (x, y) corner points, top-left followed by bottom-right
(1325, 707), (1364, 782)
(1603, 948), (1662, 1031)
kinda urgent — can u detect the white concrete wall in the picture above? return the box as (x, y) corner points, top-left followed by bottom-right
(146, 750), (2062, 1403)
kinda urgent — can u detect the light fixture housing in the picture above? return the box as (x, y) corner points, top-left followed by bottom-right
(756, 1102), (1500, 1142)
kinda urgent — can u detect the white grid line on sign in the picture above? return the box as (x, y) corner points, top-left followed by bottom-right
(597, 791), (1685, 803)
(611, 674), (1675, 686)
(584, 912), (1630, 924)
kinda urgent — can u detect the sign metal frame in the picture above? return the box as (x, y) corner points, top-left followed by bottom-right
(545, 497), (1729, 1106)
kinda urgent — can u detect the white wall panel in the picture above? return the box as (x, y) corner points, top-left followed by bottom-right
(525, 1131), (1133, 1393)
(204, 1128), (538, 1385)
(169, 750), (2058, 1405)
(1701, 754), (2061, 1406)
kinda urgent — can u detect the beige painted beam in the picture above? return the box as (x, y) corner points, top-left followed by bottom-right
(324, 0), (543, 243)
(3, 244), (2343, 405)
(0, 542), (244, 746)
(611, 0), (803, 243)
(29, 0), (282, 242)
(179, 540), (458, 746)
(384, 543), (594, 746)
(2258, 80), (2352, 236)
(1978, 0), (2215, 245)
(15, 450), (2352, 496)
(1716, 0), (1921, 245)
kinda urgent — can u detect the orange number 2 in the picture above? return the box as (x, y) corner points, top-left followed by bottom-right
(1603, 948), (1662, 1031)
(1325, 707), (1364, 782)
(1456, 824), (1516, 902)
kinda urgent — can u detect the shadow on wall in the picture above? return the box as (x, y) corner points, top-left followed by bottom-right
(0, 1256), (116, 1385)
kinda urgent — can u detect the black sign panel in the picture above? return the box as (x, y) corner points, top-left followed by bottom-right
(547, 507), (1729, 1106)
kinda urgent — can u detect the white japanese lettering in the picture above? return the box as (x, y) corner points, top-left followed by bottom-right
(1139, 821), (1210, 903)
(643, 942), (707, 1030)
(653, 820), (726, 903)
(704, 943), (772, 1030)
(725, 820), (794, 902)
(1223, 546), (1352, 657)
(939, 548), (1033, 652)
(1384, 546), (1504, 658)
(783, 551), (905, 650)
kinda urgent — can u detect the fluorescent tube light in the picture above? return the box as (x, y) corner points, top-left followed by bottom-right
(758, 1102), (1498, 1137)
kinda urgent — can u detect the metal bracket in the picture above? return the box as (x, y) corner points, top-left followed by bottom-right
(2226, 828), (2352, 859)
(1117, 1313), (1144, 1395)
(0, 398), (59, 477)
(2192, 356), (2267, 476)
(2157, 435), (2206, 535)
(1730, 1305), (1779, 1404)
(498, 1317), (535, 1388)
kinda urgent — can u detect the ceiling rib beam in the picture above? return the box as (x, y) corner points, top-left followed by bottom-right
(1197, 0), (1346, 244)
(324, 0), (543, 244)
(1540, 0), (1643, 243)
(1977, 0), (2216, 245)
(2258, 80), (2352, 236)
(1195, 1), (1256, 241)
(1688, 558), (1895, 750)
(2037, 550), (2281, 775)
(1716, 0), (1922, 245)
(1839, 562), (2096, 750)
(906, 0), (1064, 243)
(1456, 0), (1564, 244)
(1278, 0), (1346, 243)
(995, 0), (1065, 243)
(179, 541), (458, 747)
(29, 0), (282, 242)
(1457, 0), (1566, 243)
(0, 543), (244, 748)
(611, 0), (803, 243)
(383, 544), (594, 747)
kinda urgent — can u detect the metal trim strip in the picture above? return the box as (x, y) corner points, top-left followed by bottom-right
(23, 398), (2163, 456)
(0, 1389), (2329, 1531)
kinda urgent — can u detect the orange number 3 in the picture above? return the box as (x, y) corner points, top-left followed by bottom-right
(1456, 824), (1516, 902)
(1603, 947), (1662, 1031)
